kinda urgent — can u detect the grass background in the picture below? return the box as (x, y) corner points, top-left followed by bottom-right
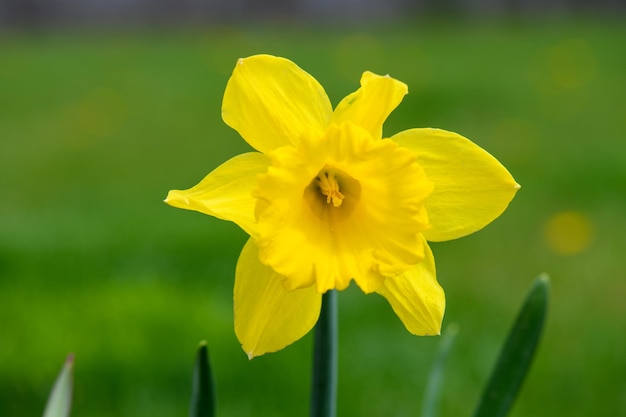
(1, 15), (625, 417)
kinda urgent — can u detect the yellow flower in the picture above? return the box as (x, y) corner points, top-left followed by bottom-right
(165, 55), (519, 358)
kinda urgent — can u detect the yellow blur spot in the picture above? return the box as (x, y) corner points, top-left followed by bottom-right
(546, 39), (596, 91)
(544, 211), (594, 255)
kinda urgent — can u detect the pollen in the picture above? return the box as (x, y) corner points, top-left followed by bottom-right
(317, 171), (345, 207)
(303, 164), (361, 221)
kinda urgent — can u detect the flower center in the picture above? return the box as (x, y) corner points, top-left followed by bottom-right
(317, 171), (345, 207)
(304, 165), (361, 221)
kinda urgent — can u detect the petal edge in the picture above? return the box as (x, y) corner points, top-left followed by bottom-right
(392, 128), (520, 242)
(235, 238), (322, 358)
(164, 152), (269, 238)
(332, 71), (407, 139)
(377, 239), (445, 336)
(222, 55), (333, 153)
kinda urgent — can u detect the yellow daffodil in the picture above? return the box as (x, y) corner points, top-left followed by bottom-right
(166, 54), (519, 358)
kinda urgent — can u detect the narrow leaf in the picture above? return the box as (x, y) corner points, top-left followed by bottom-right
(190, 341), (216, 417)
(472, 274), (550, 417)
(42, 354), (74, 417)
(421, 323), (459, 417)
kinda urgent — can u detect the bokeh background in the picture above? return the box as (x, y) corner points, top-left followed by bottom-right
(1, 1), (625, 416)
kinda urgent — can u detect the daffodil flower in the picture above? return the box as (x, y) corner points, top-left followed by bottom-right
(166, 54), (519, 358)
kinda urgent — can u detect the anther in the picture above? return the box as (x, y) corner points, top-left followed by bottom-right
(317, 172), (344, 207)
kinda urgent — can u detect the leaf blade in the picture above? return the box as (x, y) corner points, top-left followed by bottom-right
(190, 341), (216, 417)
(473, 274), (550, 417)
(42, 354), (74, 417)
(421, 323), (459, 417)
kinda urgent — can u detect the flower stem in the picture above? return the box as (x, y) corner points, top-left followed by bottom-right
(310, 289), (338, 417)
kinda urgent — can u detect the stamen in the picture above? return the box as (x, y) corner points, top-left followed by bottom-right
(317, 171), (345, 207)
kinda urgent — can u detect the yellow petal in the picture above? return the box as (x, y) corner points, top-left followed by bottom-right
(332, 71), (408, 139)
(164, 152), (269, 238)
(222, 55), (333, 154)
(392, 128), (520, 242)
(234, 238), (322, 358)
(254, 123), (432, 294)
(377, 239), (444, 336)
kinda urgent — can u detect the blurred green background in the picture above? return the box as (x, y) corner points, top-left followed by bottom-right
(1, 15), (625, 417)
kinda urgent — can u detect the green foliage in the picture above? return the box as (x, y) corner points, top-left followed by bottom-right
(472, 276), (549, 417)
(1, 17), (625, 417)
(190, 342), (216, 417)
(42, 355), (74, 417)
(422, 324), (459, 417)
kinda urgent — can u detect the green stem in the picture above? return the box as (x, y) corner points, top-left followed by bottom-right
(310, 290), (338, 417)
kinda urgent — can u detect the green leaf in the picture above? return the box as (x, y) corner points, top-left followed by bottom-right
(472, 274), (550, 417)
(190, 341), (216, 417)
(421, 323), (459, 417)
(42, 354), (74, 417)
